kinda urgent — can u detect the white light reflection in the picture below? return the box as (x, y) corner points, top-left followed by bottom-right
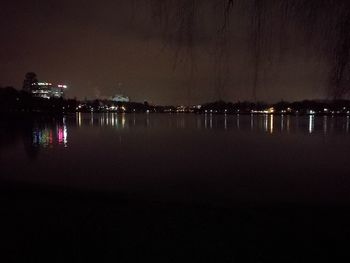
(63, 117), (68, 147)
(269, 114), (274, 134)
(122, 113), (126, 128)
(264, 114), (268, 132)
(286, 116), (290, 133)
(90, 112), (94, 126)
(111, 113), (115, 126)
(308, 115), (315, 134)
(146, 114), (150, 127)
(77, 112), (82, 127)
(250, 114), (254, 130)
(323, 116), (328, 134)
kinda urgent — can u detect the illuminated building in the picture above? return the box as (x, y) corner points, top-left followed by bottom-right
(111, 94), (130, 102)
(52, 84), (67, 98)
(31, 82), (68, 99)
(31, 82), (52, 99)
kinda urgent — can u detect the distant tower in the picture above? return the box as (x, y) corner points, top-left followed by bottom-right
(22, 72), (38, 93)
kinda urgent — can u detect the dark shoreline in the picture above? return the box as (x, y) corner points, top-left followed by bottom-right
(2, 86), (350, 116)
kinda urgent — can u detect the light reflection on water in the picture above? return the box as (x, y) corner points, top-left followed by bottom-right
(1, 112), (350, 205)
(308, 115), (315, 134)
(92, 113), (320, 135)
(32, 117), (68, 148)
(73, 113), (350, 135)
(269, 115), (274, 134)
(4, 113), (348, 151)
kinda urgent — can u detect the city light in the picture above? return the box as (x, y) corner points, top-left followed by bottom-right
(33, 82), (52, 86)
(30, 82), (67, 99)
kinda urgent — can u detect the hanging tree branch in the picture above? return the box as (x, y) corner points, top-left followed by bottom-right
(145, 0), (350, 101)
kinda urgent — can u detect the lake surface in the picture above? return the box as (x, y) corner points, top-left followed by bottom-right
(1, 113), (350, 261)
(1, 113), (350, 205)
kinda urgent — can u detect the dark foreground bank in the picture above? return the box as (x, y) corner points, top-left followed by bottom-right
(1, 182), (349, 263)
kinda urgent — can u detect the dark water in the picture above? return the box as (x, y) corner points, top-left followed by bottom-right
(1, 113), (350, 262)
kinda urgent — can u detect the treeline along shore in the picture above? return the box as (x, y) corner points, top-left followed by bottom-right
(1, 86), (350, 116)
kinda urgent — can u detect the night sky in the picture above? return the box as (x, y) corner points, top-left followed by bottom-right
(0, 0), (346, 104)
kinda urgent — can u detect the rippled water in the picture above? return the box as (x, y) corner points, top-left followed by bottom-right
(1, 113), (350, 205)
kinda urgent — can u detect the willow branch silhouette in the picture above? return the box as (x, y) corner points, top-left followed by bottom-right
(147, 0), (350, 101)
